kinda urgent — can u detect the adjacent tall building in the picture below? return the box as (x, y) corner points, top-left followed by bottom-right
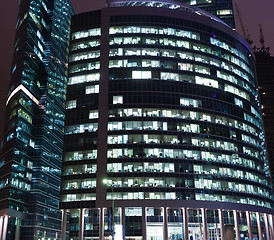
(0, 0), (73, 239)
(255, 49), (274, 188)
(175, 0), (235, 28)
(60, 0), (273, 239)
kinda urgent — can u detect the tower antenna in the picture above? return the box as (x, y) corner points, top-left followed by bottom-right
(260, 24), (265, 49)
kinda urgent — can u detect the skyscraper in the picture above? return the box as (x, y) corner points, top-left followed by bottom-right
(0, 0), (73, 239)
(176, 0), (235, 28)
(60, 0), (273, 239)
(254, 49), (274, 188)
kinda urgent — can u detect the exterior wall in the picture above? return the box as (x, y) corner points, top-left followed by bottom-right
(61, 2), (274, 239)
(0, 0), (74, 239)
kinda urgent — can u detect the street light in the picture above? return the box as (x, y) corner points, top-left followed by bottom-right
(103, 179), (115, 240)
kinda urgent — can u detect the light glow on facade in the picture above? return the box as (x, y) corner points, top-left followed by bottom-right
(6, 84), (39, 106)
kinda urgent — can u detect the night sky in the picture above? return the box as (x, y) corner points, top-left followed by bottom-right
(0, 0), (273, 142)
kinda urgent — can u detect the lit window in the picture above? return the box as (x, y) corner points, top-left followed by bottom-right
(34, 46), (43, 61)
(132, 71), (151, 79)
(69, 73), (100, 85)
(18, 108), (32, 123)
(195, 65), (210, 75)
(142, 60), (160, 67)
(224, 84), (249, 100)
(217, 10), (233, 15)
(69, 50), (100, 62)
(113, 96), (123, 104)
(195, 76), (218, 88)
(37, 40), (43, 52)
(180, 98), (201, 107)
(161, 72), (179, 81)
(251, 106), (261, 119)
(178, 62), (193, 71)
(109, 60), (124, 68)
(71, 40), (100, 51)
(72, 28), (101, 40)
(86, 85), (99, 94)
(109, 26), (200, 41)
(66, 100), (76, 109)
(89, 110), (98, 119)
(234, 98), (243, 108)
(66, 123), (98, 135)
(7, 133), (14, 142)
(70, 62), (100, 73)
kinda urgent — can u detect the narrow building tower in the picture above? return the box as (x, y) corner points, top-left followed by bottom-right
(0, 0), (74, 239)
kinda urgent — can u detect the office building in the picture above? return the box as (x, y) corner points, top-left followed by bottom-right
(255, 49), (274, 188)
(0, 0), (73, 239)
(119, 0), (235, 28)
(60, 0), (274, 239)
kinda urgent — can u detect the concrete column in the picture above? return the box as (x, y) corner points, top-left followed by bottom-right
(264, 213), (270, 240)
(0, 216), (3, 240)
(246, 211), (252, 240)
(121, 207), (125, 240)
(202, 208), (208, 240)
(61, 209), (67, 240)
(183, 208), (188, 240)
(99, 208), (104, 240)
(14, 218), (20, 240)
(142, 207), (147, 240)
(2, 216), (8, 240)
(269, 214), (274, 240)
(218, 209), (224, 240)
(256, 212), (263, 240)
(79, 209), (84, 240)
(163, 207), (168, 240)
(233, 210), (240, 240)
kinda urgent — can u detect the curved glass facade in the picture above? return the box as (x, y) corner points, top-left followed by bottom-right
(61, 2), (273, 240)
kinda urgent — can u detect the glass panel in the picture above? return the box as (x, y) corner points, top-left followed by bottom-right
(250, 212), (259, 240)
(84, 209), (100, 239)
(104, 207), (121, 240)
(258, 213), (267, 240)
(237, 211), (249, 240)
(168, 208), (185, 240)
(206, 210), (220, 240)
(125, 207), (143, 239)
(69, 209), (80, 239)
(147, 207), (164, 240)
(188, 209), (204, 240)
